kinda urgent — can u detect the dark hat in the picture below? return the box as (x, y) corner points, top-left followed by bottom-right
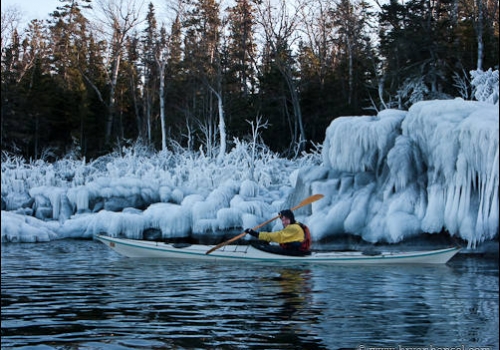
(279, 209), (295, 223)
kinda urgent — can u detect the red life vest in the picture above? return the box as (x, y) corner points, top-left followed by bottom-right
(280, 222), (311, 252)
(298, 223), (311, 251)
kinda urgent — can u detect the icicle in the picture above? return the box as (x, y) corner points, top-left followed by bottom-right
(216, 208), (243, 230)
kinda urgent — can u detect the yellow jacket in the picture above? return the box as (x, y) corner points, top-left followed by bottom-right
(258, 223), (305, 244)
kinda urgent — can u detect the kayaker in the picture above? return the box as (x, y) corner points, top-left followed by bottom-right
(245, 209), (311, 255)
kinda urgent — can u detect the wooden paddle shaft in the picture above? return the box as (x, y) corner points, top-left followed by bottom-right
(205, 194), (324, 254)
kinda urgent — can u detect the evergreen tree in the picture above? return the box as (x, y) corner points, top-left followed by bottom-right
(142, 2), (160, 144)
(226, 0), (257, 97)
(378, 0), (461, 107)
(224, 0), (258, 138)
(1, 0), (497, 160)
(331, 0), (375, 108)
(182, 0), (224, 157)
(47, 0), (98, 156)
(2, 22), (52, 157)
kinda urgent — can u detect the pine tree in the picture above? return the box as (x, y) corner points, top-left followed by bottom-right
(142, 2), (160, 144)
(224, 0), (258, 139)
(226, 0), (257, 97)
(47, 0), (99, 156)
(182, 0), (225, 158)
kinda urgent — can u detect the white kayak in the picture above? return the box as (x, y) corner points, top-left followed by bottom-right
(95, 235), (461, 264)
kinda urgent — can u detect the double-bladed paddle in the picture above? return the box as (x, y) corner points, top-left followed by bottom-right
(205, 193), (324, 255)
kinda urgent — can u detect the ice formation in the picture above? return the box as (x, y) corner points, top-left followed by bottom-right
(1, 98), (498, 248)
(310, 98), (498, 247)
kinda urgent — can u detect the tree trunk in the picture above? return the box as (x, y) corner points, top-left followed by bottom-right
(347, 37), (353, 105)
(216, 90), (226, 162)
(282, 66), (306, 154)
(106, 50), (121, 145)
(476, 0), (484, 70)
(158, 59), (167, 151)
(207, 83), (226, 162)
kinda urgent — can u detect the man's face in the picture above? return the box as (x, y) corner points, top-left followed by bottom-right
(281, 216), (291, 227)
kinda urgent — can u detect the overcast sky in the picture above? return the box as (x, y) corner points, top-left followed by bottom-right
(0, 0), (173, 24)
(1, 0), (63, 20)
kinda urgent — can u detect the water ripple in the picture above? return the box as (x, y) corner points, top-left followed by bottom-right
(1, 240), (498, 349)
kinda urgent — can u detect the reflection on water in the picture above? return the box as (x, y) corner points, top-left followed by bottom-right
(1, 239), (498, 350)
(248, 268), (327, 349)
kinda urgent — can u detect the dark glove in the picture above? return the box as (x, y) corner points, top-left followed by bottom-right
(245, 228), (259, 238)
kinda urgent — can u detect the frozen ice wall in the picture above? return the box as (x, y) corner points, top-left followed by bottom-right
(307, 98), (498, 247)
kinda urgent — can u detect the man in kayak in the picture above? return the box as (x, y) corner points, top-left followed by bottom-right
(245, 209), (311, 256)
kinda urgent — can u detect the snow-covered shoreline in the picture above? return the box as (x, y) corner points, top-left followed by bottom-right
(2, 99), (498, 249)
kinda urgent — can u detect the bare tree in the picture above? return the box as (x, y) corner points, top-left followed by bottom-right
(91, 0), (143, 145)
(247, 116), (269, 181)
(254, 0), (307, 155)
(156, 26), (169, 151)
(207, 80), (226, 163)
(452, 69), (473, 100)
(299, 0), (332, 89)
(1, 5), (22, 51)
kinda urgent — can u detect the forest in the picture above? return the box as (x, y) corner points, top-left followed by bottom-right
(1, 0), (498, 160)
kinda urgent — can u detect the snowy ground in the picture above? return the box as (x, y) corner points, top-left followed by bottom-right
(1, 98), (498, 250)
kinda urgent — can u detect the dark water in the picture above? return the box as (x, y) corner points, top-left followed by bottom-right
(1, 239), (498, 350)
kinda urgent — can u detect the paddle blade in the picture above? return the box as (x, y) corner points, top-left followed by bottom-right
(291, 194), (324, 211)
